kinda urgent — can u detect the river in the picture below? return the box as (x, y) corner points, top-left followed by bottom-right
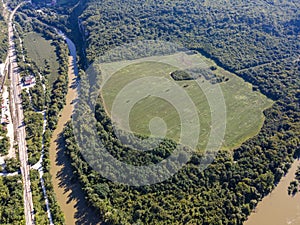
(49, 35), (101, 225)
(245, 159), (300, 225)
(50, 34), (300, 225)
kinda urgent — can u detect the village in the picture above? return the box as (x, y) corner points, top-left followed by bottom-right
(0, 59), (35, 175)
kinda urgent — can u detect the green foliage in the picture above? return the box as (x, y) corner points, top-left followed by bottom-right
(288, 180), (299, 196)
(23, 32), (60, 86)
(5, 158), (20, 173)
(24, 111), (43, 165)
(0, 134), (10, 156)
(59, 0), (300, 224)
(21, 89), (32, 112)
(0, 2), (7, 63)
(170, 70), (196, 81)
(0, 176), (25, 224)
(30, 76), (45, 111)
(287, 166), (300, 196)
(30, 170), (49, 224)
(295, 166), (300, 183)
(8, 0), (299, 224)
(79, 0), (299, 66)
(0, 5), (68, 224)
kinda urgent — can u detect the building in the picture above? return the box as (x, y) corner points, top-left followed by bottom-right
(23, 75), (35, 86)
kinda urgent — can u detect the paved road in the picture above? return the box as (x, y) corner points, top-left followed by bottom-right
(5, 2), (35, 225)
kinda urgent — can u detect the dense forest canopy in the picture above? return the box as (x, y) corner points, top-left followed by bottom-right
(80, 0), (299, 68)
(58, 0), (300, 224)
(1, 0), (298, 224)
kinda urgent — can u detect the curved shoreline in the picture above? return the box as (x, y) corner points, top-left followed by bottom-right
(49, 36), (101, 225)
(245, 159), (300, 225)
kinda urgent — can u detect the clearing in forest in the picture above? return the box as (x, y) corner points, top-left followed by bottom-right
(23, 32), (59, 86)
(101, 52), (273, 151)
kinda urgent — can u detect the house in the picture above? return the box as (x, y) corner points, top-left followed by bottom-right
(23, 75), (36, 86)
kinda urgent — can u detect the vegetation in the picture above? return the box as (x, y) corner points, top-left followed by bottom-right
(59, 0), (300, 224)
(30, 170), (50, 224)
(1, 0), (298, 224)
(0, 176), (25, 224)
(5, 157), (20, 173)
(24, 111), (44, 165)
(288, 180), (298, 196)
(101, 57), (272, 150)
(12, 8), (69, 224)
(0, 1), (7, 63)
(288, 166), (300, 196)
(0, 93), (9, 156)
(23, 32), (60, 86)
(14, 11), (71, 130)
(0, 5), (24, 225)
(170, 70), (197, 81)
(0, 136), (9, 155)
(79, 0), (299, 66)
(0, 125), (9, 156)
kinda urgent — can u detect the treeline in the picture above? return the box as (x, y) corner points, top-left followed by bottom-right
(58, 0), (300, 224)
(0, 124), (9, 156)
(0, 92), (9, 156)
(288, 166), (300, 196)
(79, 0), (299, 67)
(63, 78), (299, 224)
(15, 9), (71, 128)
(30, 170), (50, 224)
(0, 1), (7, 63)
(24, 110), (43, 165)
(14, 8), (69, 224)
(0, 176), (25, 224)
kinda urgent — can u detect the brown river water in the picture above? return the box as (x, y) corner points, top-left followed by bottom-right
(49, 37), (101, 224)
(245, 159), (300, 225)
(49, 35), (300, 225)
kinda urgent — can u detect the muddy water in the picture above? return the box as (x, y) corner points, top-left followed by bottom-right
(49, 38), (101, 224)
(50, 35), (300, 225)
(245, 160), (300, 225)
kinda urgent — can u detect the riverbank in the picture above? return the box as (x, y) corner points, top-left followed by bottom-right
(49, 54), (77, 224)
(49, 37), (101, 224)
(245, 159), (300, 225)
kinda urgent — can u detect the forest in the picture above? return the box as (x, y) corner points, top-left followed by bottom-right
(0, 0), (299, 224)
(12, 7), (69, 224)
(60, 0), (299, 224)
(0, 1), (7, 63)
(0, 176), (25, 224)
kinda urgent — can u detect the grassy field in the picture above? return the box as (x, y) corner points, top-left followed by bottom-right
(23, 32), (59, 86)
(101, 52), (273, 151)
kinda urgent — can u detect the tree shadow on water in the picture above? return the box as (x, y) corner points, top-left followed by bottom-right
(54, 129), (104, 225)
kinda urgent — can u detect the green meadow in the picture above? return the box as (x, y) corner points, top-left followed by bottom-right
(23, 32), (59, 85)
(101, 53), (273, 151)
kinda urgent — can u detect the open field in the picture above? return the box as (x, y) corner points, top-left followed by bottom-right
(23, 32), (59, 85)
(101, 52), (273, 151)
